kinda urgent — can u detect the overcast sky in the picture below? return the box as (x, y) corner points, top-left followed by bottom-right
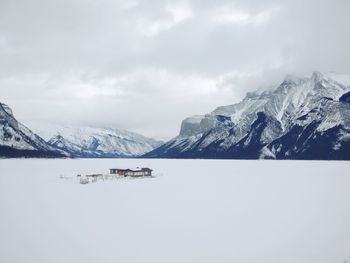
(1, 0), (350, 140)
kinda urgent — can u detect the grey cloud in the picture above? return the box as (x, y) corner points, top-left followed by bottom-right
(0, 0), (349, 139)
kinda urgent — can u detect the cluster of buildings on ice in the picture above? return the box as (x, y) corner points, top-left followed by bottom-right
(109, 167), (153, 177)
(79, 167), (153, 184)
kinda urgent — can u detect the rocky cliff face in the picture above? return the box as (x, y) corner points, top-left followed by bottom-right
(144, 72), (350, 160)
(0, 103), (65, 158)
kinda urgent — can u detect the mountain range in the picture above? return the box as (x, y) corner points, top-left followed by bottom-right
(2, 71), (350, 159)
(30, 123), (162, 158)
(143, 72), (350, 160)
(0, 104), (162, 158)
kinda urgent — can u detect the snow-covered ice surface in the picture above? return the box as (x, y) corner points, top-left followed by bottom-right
(0, 159), (350, 263)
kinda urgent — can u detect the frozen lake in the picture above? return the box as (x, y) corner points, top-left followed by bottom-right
(0, 159), (350, 263)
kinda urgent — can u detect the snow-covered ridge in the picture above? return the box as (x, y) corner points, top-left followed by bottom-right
(1, 102), (162, 158)
(0, 103), (65, 157)
(144, 71), (350, 159)
(181, 71), (350, 140)
(28, 123), (163, 157)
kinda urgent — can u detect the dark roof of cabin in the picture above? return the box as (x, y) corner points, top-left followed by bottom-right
(110, 168), (152, 172)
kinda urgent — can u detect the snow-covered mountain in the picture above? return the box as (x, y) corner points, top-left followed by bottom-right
(30, 124), (163, 158)
(144, 72), (350, 160)
(0, 103), (66, 158)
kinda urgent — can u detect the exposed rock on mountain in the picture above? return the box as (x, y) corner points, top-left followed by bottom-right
(144, 72), (350, 160)
(0, 103), (65, 158)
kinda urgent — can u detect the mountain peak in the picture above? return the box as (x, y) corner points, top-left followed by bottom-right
(144, 71), (350, 160)
(0, 102), (65, 158)
(30, 123), (163, 158)
(0, 102), (13, 116)
(311, 71), (325, 81)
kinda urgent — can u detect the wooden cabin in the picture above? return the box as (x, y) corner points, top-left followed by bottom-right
(109, 168), (153, 177)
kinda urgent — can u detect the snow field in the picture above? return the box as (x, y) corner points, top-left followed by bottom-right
(0, 159), (350, 263)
